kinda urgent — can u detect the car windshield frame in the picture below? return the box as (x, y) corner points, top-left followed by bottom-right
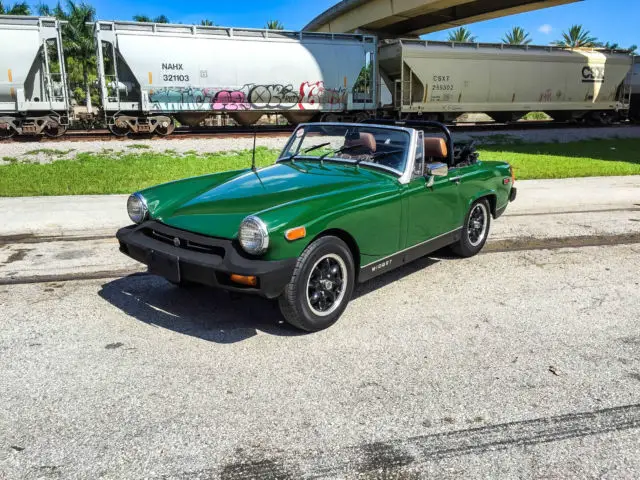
(277, 123), (414, 178)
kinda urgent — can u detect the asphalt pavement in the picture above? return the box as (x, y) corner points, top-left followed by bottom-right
(1, 175), (639, 479)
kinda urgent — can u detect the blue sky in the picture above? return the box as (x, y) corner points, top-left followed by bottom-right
(43, 0), (638, 48)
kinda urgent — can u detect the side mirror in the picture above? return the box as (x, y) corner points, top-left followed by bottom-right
(426, 162), (448, 177)
(425, 162), (448, 188)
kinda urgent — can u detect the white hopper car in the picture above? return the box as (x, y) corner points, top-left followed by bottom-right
(0, 16), (70, 138)
(94, 21), (377, 135)
(628, 56), (640, 122)
(378, 39), (633, 123)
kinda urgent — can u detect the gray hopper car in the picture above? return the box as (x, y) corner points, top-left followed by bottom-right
(0, 16), (70, 138)
(628, 57), (640, 122)
(94, 21), (377, 135)
(378, 39), (633, 124)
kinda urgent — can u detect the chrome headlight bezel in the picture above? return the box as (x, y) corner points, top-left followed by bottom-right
(127, 193), (149, 224)
(238, 215), (269, 255)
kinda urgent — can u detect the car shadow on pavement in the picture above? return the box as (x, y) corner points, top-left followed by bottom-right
(98, 273), (304, 344)
(98, 252), (445, 343)
(352, 256), (442, 300)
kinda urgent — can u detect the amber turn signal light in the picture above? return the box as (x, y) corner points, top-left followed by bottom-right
(230, 274), (257, 287)
(285, 226), (306, 241)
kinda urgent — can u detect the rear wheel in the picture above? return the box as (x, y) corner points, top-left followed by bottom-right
(278, 236), (355, 332)
(451, 198), (491, 257)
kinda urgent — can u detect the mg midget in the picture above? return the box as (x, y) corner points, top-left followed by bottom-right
(117, 121), (517, 331)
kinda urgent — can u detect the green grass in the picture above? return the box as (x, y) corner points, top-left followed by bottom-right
(479, 138), (640, 180)
(521, 111), (552, 121)
(1, 139), (639, 196)
(0, 148), (278, 196)
(24, 148), (74, 156)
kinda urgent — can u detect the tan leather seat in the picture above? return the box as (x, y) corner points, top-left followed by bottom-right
(344, 132), (377, 152)
(424, 137), (448, 159)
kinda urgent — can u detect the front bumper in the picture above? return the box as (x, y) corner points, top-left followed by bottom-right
(116, 221), (297, 298)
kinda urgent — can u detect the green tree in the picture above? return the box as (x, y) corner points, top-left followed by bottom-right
(62, 1), (97, 112)
(133, 14), (169, 23)
(447, 27), (476, 43)
(36, 2), (66, 18)
(553, 25), (597, 48)
(598, 41), (637, 53)
(200, 19), (214, 26)
(502, 26), (532, 45)
(0, 1), (31, 14)
(265, 19), (284, 30)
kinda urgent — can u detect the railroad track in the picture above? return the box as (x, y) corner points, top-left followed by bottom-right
(4, 121), (637, 143)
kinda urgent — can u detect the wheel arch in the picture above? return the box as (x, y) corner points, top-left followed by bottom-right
(311, 228), (361, 274)
(468, 191), (497, 218)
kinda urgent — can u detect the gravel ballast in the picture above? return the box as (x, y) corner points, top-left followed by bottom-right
(1, 126), (639, 165)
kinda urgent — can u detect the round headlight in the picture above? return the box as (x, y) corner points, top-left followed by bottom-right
(127, 193), (148, 224)
(239, 216), (269, 255)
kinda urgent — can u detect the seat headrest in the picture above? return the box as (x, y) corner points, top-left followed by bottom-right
(424, 137), (448, 159)
(345, 132), (376, 153)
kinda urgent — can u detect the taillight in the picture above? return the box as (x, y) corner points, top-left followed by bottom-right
(510, 165), (516, 184)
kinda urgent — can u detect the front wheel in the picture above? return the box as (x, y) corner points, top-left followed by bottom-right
(278, 236), (355, 332)
(451, 198), (491, 257)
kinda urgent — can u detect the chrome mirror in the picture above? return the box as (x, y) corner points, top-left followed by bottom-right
(425, 162), (448, 187)
(426, 162), (448, 177)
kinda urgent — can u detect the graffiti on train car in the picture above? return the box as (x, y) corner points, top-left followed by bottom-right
(148, 81), (349, 112)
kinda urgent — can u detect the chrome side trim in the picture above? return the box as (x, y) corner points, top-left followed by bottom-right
(361, 226), (463, 269)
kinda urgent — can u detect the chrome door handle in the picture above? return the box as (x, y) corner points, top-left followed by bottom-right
(449, 176), (462, 184)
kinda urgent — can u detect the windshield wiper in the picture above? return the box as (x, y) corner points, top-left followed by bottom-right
(279, 142), (331, 162)
(318, 144), (361, 161)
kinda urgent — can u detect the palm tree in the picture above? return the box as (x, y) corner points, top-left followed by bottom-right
(598, 41), (637, 53)
(502, 27), (532, 45)
(265, 19), (284, 30)
(133, 14), (169, 23)
(37, 2), (66, 18)
(553, 25), (597, 48)
(447, 27), (476, 43)
(200, 19), (214, 26)
(0, 1), (31, 14)
(63, 1), (96, 112)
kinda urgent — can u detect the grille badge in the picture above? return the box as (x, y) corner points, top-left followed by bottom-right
(173, 237), (181, 247)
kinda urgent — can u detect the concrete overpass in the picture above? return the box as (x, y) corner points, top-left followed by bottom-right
(304, 0), (581, 36)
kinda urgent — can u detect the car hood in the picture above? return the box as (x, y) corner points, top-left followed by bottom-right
(148, 161), (398, 238)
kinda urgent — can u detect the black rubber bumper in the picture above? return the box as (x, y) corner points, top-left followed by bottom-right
(116, 221), (297, 299)
(509, 187), (517, 202)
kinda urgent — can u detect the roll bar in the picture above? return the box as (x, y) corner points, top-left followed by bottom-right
(362, 119), (455, 167)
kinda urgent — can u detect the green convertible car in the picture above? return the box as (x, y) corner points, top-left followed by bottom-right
(117, 121), (516, 331)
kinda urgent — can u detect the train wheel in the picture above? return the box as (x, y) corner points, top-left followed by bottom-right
(108, 123), (130, 137)
(0, 126), (16, 140)
(321, 113), (340, 123)
(43, 123), (68, 138)
(156, 119), (176, 136)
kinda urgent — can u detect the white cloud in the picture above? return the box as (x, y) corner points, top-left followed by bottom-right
(538, 24), (553, 35)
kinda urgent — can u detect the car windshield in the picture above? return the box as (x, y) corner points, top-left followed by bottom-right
(278, 124), (411, 175)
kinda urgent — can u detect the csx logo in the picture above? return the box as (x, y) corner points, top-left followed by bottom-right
(582, 66), (605, 83)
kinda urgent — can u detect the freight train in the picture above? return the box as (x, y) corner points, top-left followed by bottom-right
(0, 15), (636, 138)
(629, 57), (640, 122)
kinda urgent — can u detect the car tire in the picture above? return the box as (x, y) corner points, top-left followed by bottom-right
(451, 198), (491, 258)
(278, 236), (355, 332)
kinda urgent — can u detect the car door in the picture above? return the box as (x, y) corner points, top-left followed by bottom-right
(404, 131), (464, 249)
